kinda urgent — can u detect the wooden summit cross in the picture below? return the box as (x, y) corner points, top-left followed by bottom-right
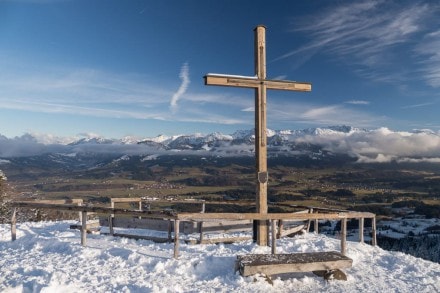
(204, 25), (311, 246)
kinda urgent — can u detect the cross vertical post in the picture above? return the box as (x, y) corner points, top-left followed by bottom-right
(254, 25), (268, 245)
(204, 25), (311, 246)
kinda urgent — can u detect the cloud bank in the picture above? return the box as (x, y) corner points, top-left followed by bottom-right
(1, 127), (440, 164)
(294, 127), (440, 163)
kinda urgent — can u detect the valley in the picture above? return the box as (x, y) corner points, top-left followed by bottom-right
(3, 153), (440, 218)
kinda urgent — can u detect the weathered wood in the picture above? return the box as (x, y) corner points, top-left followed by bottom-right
(306, 208), (313, 233)
(177, 211), (375, 221)
(110, 197), (142, 204)
(271, 220), (276, 254)
(254, 25), (268, 246)
(167, 220), (172, 243)
(204, 25), (312, 247)
(198, 221), (204, 243)
(69, 222), (100, 232)
(204, 75), (311, 91)
(372, 216), (377, 246)
(100, 217), (172, 231)
(187, 236), (253, 245)
(359, 217), (364, 243)
(27, 199), (84, 204)
(314, 219), (319, 234)
(11, 202), (176, 219)
(341, 218), (347, 255)
(280, 224), (306, 237)
(11, 207), (17, 241)
(237, 251), (352, 277)
(174, 220), (180, 259)
(102, 232), (171, 243)
(108, 215), (114, 235)
(313, 269), (348, 281)
(277, 220), (283, 239)
(81, 211), (87, 246)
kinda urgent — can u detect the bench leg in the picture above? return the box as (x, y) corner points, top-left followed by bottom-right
(313, 269), (347, 281)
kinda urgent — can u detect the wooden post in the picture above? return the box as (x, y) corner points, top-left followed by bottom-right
(277, 220), (283, 239)
(341, 218), (347, 255)
(77, 201), (83, 223)
(11, 207), (17, 241)
(168, 219), (172, 243)
(109, 215), (114, 235)
(81, 211), (87, 246)
(201, 202), (206, 213)
(271, 220), (277, 254)
(359, 217), (364, 243)
(174, 219), (180, 259)
(314, 218), (319, 234)
(198, 221), (204, 244)
(306, 208), (313, 233)
(254, 25), (269, 246)
(372, 216), (377, 246)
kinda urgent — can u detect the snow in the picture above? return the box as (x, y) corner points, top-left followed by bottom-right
(1, 221), (439, 292)
(205, 73), (258, 79)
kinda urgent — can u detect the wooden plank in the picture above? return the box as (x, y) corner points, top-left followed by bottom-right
(237, 251), (352, 277)
(110, 197), (142, 203)
(281, 224), (305, 237)
(29, 199), (83, 204)
(187, 236), (252, 245)
(177, 211), (375, 221)
(11, 201), (375, 223)
(100, 217), (172, 231)
(204, 75), (311, 91)
(101, 232), (171, 243)
(11, 202), (176, 219)
(192, 220), (253, 234)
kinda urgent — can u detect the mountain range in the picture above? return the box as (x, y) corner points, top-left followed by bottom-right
(1, 125), (440, 165)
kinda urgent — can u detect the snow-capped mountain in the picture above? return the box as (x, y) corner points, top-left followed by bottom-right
(1, 126), (440, 165)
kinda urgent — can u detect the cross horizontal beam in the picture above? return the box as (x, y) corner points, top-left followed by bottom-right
(204, 74), (312, 92)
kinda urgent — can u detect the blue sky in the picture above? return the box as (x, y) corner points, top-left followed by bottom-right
(0, 0), (439, 139)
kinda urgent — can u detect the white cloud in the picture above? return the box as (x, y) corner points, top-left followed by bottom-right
(280, 1), (436, 85)
(345, 100), (370, 105)
(401, 101), (436, 109)
(414, 30), (440, 87)
(241, 107), (254, 112)
(296, 127), (440, 163)
(170, 63), (190, 112)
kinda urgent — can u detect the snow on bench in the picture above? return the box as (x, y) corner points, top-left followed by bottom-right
(237, 251), (353, 280)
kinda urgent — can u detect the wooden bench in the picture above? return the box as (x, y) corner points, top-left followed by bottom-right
(236, 251), (353, 281)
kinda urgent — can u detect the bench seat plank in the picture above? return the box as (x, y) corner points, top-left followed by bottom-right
(237, 251), (352, 277)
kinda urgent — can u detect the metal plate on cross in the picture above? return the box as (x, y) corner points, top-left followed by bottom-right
(258, 171), (268, 183)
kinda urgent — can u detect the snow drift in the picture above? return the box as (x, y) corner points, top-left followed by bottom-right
(1, 221), (439, 292)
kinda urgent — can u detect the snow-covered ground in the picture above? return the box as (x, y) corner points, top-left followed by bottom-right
(1, 221), (439, 293)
